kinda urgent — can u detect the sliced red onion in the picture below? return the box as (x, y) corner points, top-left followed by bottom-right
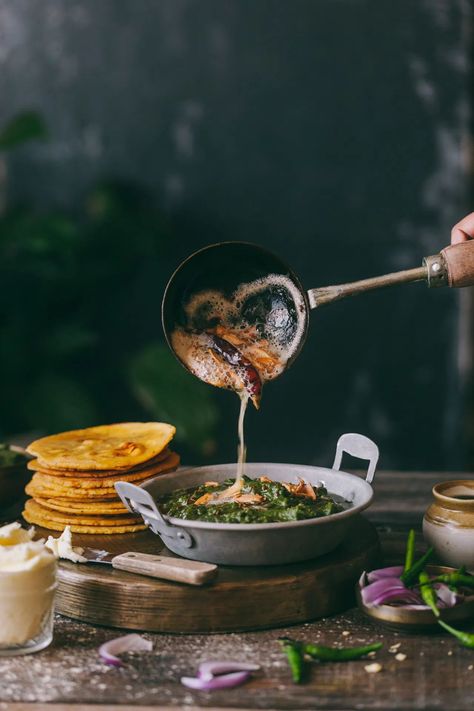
(198, 660), (260, 681)
(181, 671), (251, 690)
(371, 589), (423, 606)
(361, 564), (464, 611)
(435, 583), (459, 608)
(361, 578), (422, 607)
(99, 633), (153, 667)
(366, 565), (404, 583)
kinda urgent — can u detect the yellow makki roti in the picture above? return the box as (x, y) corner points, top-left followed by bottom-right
(26, 422), (176, 470)
(23, 422), (179, 534)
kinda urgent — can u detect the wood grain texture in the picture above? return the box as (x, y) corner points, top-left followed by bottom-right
(1, 707), (198, 711)
(443, 240), (474, 287)
(48, 516), (380, 633)
(1, 597), (473, 710)
(110, 551), (217, 585)
(2, 470), (474, 710)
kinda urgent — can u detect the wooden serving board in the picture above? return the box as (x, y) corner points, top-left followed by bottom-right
(37, 515), (381, 634)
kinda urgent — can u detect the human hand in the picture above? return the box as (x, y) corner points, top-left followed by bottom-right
(451, 213), (474, 244)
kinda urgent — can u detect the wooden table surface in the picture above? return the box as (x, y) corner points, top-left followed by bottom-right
(1, 469), (474, 711)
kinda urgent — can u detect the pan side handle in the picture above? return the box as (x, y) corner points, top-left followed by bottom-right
(332, 433), (379, 484)
(114, 481), (193, 548)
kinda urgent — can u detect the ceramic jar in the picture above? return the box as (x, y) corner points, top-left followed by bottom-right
(423, 480), (474, 571)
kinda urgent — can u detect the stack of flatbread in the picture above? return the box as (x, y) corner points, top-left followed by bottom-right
(23, 422), (179, 534)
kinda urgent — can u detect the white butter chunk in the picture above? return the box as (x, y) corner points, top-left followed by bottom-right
(45, 526), (87, 563)
(0, 521), (35, 546)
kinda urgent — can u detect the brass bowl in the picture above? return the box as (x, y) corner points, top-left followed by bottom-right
(356, 565), (474, 632)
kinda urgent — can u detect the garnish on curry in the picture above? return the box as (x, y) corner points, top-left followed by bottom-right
(160, 475), (344, 523)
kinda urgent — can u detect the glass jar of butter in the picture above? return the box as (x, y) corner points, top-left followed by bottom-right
(0, 526), (57, 656)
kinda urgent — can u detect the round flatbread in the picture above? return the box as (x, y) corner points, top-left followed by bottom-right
(35, 497), (128, 515)
(27, 447), (171, 476)
(23, 499), (141, 527)
(22, 511), (146, 535)
(27, 452), (180, 490)
(26, 422), (176, 471)
(26, 481), (119, 500)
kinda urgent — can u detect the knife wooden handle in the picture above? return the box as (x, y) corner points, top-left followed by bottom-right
(111, 552), (217, 586)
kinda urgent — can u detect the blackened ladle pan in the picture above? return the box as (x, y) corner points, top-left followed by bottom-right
(162, 240), (474, 381)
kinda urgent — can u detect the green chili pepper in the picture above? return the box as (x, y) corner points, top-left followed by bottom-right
(400, 547), (434, 587)
(438, 620), (474, 648)
(303, 641), (382, 661)
(447, 565), (466, 591)
(403, 529), (416, 572)
(279, 638), (305, 683)
(429, 573), (474, 589)
(418, 570), (439, 617)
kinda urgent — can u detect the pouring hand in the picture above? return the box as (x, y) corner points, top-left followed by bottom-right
(451, 212), (474, 244)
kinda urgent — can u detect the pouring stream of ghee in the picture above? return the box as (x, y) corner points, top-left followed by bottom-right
(236, 389), (249, 483)
(207, 389), (250, 503)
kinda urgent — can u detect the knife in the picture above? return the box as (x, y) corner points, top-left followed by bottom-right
(80, 548), (217, 586)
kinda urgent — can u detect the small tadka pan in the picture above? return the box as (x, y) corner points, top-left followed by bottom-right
(162, 240), (474, 379)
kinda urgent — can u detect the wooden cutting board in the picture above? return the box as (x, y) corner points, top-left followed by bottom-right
(38, 515), (380, 633)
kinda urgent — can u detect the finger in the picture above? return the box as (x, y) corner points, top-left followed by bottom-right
(452, 228), (473, 244)
(451, 212), (474, 244)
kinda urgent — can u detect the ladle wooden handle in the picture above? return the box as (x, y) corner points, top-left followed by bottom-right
(308, 240), (474, 309)
(442, 240), (474, 288)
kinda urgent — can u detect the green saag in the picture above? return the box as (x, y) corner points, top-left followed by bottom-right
(160, 476), (344, 524)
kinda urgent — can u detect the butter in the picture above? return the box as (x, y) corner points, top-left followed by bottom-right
(0, 521), (35, 546)
(0, 523), (57, 648)
(45, 526), (87, 563)
(0, 541), (54, 574)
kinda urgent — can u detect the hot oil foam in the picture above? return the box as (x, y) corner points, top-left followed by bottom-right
(185, 274), (306, 370)
(170, 330), (243, 392)
(182, 273), (306, 381)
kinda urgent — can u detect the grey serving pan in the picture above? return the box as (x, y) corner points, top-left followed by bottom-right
(115, 433), (379, 566)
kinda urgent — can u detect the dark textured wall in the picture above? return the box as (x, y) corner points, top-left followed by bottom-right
(0, 0), (471, 469)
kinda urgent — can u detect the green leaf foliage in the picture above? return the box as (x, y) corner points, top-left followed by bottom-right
(0, 111), (48, 150)
(0, 161), (219, 451)
(129, 344), (219, 457)
(0, 113), (220, 451)
(23, 374), (100, 433)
